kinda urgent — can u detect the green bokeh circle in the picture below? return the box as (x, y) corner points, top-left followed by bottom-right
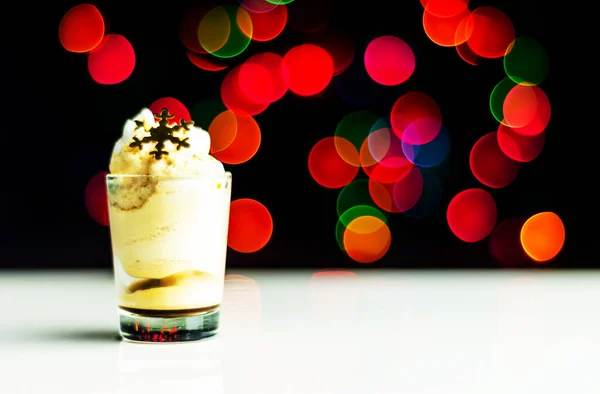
(334, 110), (380, 154)
(336, 178), (389, 219)
(489, 77), (517, 124)
(190, 98), (227, 130)
(202, 5), (252, 59)
(504, 36), (549, 86)
(335, 205), (387, 250)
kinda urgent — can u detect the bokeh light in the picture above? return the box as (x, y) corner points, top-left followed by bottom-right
(238, 52), (288, 104)
(212, 114), (261, 164)
(337, 179), (387, 219)
(221, 65), (270, 116)
(360, 134), (414, 185)
(304, 28), (355, 76)
(282, 44), (334, 96)
(503, 36), (549, 86)
(456, 41), (480, 65)
(335, 110), (379, 166)
(489, 218), (531, 267)
(423, 8), (471, 47)
(208, 110), (238, 153)
(180, 4), (214, 54)
(390, 91), (442, 145)
(402, 126), (450, 167)
(503, 84), (551, 136)
(223, 273), (262, 332)
(87, 35), (136, 85)
(368, 179), (400, 213)
(343, 215), (391, 263)
(309, 136), (359, 189)
(199, 5), (253, 58)
(497, 123), (545, 163)
(59, 4), (105, 53)
(364, 119), (396, 165)
(198, 6), (231, 54)
(447, 188), (497, 243)
(239, 0), (278, 13)
(364, 36), (415, 86)
(186, 51), (228, 72)
(85, 171), (109, 226)
(489, 77), (517, 125)
(520, 212), (565, 263)
(503, 84), (538, 128)
(238, 63), (274, 104)
(190, 98), (227, 130)
(73, 0), (558, 266)
(470, 132), (520, 189)
(421, 0), (469, 17)
(240, 3), (287, 42)
(310, 270), (356, 278)
(149, 97), (191, 126)
(402, 168), (442, 219)
(465, 6), (515, 59)
(228, 198), (273, 253)
(361, 123), (414, 185)
(309, 270), (358, 322)
(392, 166), (424, 212)
(335, 205), (387, 250)
(287, 0), (332, 33)
(364, 158), (414, 186)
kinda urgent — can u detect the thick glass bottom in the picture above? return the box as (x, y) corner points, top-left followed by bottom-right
(118, 305), (220, 343)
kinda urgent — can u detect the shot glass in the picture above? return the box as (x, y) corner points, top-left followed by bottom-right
(106, 173), (232, 342)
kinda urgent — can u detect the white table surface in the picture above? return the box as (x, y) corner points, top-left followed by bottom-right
(0, 269), (599, 394)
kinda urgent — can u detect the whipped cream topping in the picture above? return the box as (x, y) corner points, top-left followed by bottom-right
(109, 108), (224, 177)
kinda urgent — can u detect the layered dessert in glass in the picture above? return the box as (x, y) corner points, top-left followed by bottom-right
(107, 107), (231, 342)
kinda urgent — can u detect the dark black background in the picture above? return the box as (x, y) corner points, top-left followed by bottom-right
(1, 0), (588, 269)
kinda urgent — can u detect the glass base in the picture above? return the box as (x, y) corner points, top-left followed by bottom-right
(119, 306), (220, 343)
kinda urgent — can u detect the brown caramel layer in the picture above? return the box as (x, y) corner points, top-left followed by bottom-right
(119, 304), (219, 318)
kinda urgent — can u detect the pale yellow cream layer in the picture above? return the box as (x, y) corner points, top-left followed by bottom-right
(108, 178), (229, 279)
(119, 270), (223, 310)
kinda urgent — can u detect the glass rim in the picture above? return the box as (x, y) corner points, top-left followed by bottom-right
(106, 171), (232, 180)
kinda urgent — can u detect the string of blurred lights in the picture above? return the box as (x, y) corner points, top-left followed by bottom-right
(64, 0), (564, 265)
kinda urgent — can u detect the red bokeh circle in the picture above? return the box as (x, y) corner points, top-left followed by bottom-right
(309, 136), (359, 189)
(221, 65), (270, 116)
(228, 198), (273, 253)
(88, 35), (136, 85)
(470, 132), (520, 188)
(186, 52), (228, 71)
(244, 4), (287, 41)
(364, 36), (415, 86)
(423, 8), (471, 47)
(238, 62), (274, 104)
(447, 188), (497, 243)
(149, 97), (191, 125)
(243, 53), (287, 103)
(59, 4), (105, 53)
(465, 6), (515, 59)
(497, 123), (545, 163)
(85, 171), (109, 226)
(368, 179), (400, 213)
(281, 44), (334, 96)
(392, 166), (424, 212)
(213, 114), (261, 164)
(390, 91), (443, 145)
(421, 0), (469, 17)
(304, 28), (355, 76)
(503, 84), (551, 136)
